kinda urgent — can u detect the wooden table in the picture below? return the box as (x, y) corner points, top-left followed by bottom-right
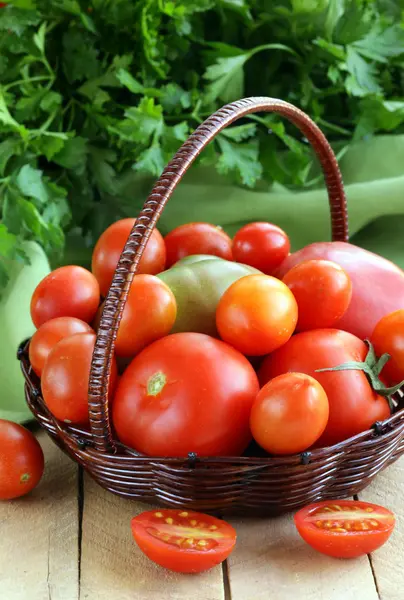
(1, 430), (402, 600)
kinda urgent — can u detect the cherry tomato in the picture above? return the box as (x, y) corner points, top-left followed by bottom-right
(41, 332), (118, 425)
(92, 219), (166, 297)
(131, 509), (236, 573)
(0, 420), (44, 500)
(30, 266), (100, 328)
(295, 500), (395, 558)
(112, 332), (259, 456)
(258, 329), (390, 447)
(282, 259), (352, 331)
(29, 317), (93, 376)
(250, 373), (329, 455)
(233, 222), (290, 275)
(164, 222), (233, 268)
(216, 274), (298, 356)
(108, 274), (176, 358)
(371, 310), (404, 386)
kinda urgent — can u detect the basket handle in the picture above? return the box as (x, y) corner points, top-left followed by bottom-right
(88, 96), (349, 453)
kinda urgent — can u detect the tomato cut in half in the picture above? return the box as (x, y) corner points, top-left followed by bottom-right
(131, 509), (236, 573)
(294, 500), (395, 558)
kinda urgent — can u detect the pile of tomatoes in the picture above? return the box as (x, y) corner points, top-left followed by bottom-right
(28, 218), (404, 459)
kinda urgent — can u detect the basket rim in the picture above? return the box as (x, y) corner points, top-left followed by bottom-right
(19, 338), (404, 467)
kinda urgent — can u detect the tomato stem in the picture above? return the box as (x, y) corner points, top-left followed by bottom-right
(316, 340), (404, 410)
(147, 372), (167, 396)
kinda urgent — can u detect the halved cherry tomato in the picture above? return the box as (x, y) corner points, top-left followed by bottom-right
(92, 219), (166, 297)
(371, 309), (404, 386)
(29, 317), (93, 376)
(131, 509), (236, 573)
(30, 266), (100, 328)
(294, 500), (395, 558)
(164, 222), (233, 268)
(233, 222), (290, 275)
(282, 259), (352, 331)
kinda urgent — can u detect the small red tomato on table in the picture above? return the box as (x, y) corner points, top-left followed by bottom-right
(295, 500), (395, 558)
(131, 509), (236, 573)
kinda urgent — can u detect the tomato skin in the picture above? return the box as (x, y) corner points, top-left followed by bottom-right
(277, 241), (404, 339)
(29, 317), (93, 376)
(295, 500), (395, 558)
(164, 223), (233, 268)
(371, 310), (404, 386)
(250, 373), (329, 455)
(0, 420), (44, 500)
(282, 259), (352, 331)
(42, 333), (118, 425)
(233, 222), (290, 275)
(131, 509), (236, 573)
(92, 219), (166, 297)
(30, 266), (100, 328)
(216, 274), (298, 356)
(258, 329), (390, 447)
(112, 332), (259, 456)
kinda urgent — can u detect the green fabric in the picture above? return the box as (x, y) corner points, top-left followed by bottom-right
(151, 135), (404, 268)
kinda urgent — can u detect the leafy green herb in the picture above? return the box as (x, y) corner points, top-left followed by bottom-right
(1, 0), (404, 286)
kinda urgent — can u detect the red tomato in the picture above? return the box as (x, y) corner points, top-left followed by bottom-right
(30, 266), (100, 328)
(277, 241), (404, 340)
(0, 3), (7, 7)
(282, 259), (352, 331)
(371, 310), (404, 386)
(295, 500), (395, 558)
(92, 219), (166, 297)
(216, 274), (298, 356)
(41, 332), (118, 425)
(233, 222), (290, 275)
(131, 509), (236, 573)
(111, 274), (176, 357)
(164, 222), (233, 268)
(112, 332), (259, 456)
(258, 329), (390, 447)
(0, 420), (44, 500)
(29, 317), (93, 376)
(250, 373), (329, 455)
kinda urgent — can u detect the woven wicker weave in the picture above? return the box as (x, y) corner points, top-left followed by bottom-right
(19, 97), (404, 515)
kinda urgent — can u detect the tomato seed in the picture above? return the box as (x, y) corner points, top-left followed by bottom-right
(179, 512), (188, 517)
(369, 520), (379, 527)
(154, 512), (163, 518)
(209, 525), (218, 530)
(197, 540), (208, 546)
(165, 517), (174, 525)
(315, 520), (323, 528)
(329, 527), (347, 533)
(330, 505), (342, 511)
(190, 520), (197, 526)
(365, 507), (373, 513)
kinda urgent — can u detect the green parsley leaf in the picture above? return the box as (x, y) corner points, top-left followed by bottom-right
(16, 165), (48, 206)
(216, 137), (262, 187)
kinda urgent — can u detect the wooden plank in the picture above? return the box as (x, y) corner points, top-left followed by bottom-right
(227, 511), (379, 600)
(80, 475), (225, 600)
(0, 429), (79, 600)
(359, 457), (404, 600)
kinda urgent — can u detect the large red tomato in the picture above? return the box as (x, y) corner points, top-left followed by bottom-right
(29, 317), (93, 376)
(42, 333), (118, 425)
(112, 332), (259, 456)
(164, 223), (233, 268)
(92, 218), (166, 297)
(233, 222), (290, 275)
(371, 310), (404, 386)
(0, 420), (44, 500)
(277, 242), (404, 339)
(216, 274), (298, 356)
(258, 329), (390, 447)
(30, 266), (100, 328)
(250, 373), (329, 455)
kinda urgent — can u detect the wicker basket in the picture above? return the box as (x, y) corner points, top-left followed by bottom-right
(19, 97), (404, 515)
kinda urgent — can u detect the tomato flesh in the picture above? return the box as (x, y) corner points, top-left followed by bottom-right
(295, 500), (395, 558)
(131, 509), (236, 573)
